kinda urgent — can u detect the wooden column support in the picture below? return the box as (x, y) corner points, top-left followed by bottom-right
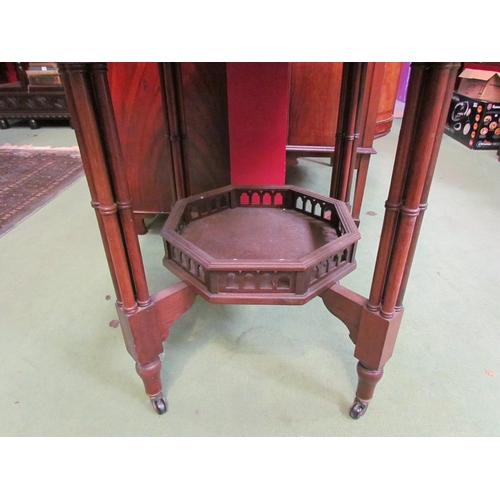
(330, 62), (368, 205)
(60, 63), (197, 414)
(367, 63), (460, 317)
(117, 282), (197, 413)
(321, 63), (459, 418)
(321, 284), (402, 417)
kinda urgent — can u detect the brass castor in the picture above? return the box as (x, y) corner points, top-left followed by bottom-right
(150, 393), (168, 415)
(349, 397), (369, 419)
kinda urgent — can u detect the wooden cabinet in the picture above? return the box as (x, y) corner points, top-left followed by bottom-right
(0, 62), (70, 129)
(106, 62), (402, 233)
(374, 62), (403, 138)
(107, 63), (231, 233)
(288, 62), (344, 150)
(286, 62), (402, 163)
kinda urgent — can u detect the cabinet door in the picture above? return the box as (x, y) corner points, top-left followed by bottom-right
(109, 62), (231, 233)
(287, 62), (402, 150)
(288, 62), (343, 147)
(108, 62), (176, 232)
(179, 62), (231, 195)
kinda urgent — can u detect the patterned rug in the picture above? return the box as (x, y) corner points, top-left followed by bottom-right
(0, 147), (83, 236)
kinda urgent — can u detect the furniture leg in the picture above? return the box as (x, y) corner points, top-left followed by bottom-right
(90, 63), (152, 307)
(28, 118), (40, 129)
(395, 63), (460, 309)
(0, 119), (10, 129)
(322, 63), (459, 419)
(136, 358), (166, 413)
(350, 362), (384, 419)
(134, 214), (150, 235)
(351, 154), (369, 224)
(117, 282), (197, 413)
(350, 63), (384, 224)
(59, 64), (123, 304)
(330, 63), (368, 204)
(322, 284), (403, 418)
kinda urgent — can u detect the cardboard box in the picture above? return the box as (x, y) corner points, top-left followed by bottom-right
(444, 91), (500, 150)
(457, 69), (500, 102)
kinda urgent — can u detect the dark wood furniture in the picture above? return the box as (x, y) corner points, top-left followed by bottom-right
(107, 63), (231, 234)
(287, 62), (401, 224)
(108, 62), (397, 234)
(59, 62), (459, 419)
(161, 185), (360, 304)
(0, 63), (70, 129)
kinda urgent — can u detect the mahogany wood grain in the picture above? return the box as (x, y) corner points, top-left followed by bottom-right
(63, 64), (138, 313)
(286, 62), (399, 165)
(380, 63), (458, 319)
(330, 63), (368, 203)
(374, 62), (402, 138)
(58, 64), (122, 305)
(152, 282), (197, 342)
(288, 62), (343, 147)
(108, 63), (176, 230)
(179, 62), (231, 195)
(90, 63), (151, 307)
(108, 63), (230, 234)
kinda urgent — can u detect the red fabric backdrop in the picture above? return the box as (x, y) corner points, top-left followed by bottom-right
(226, 63), (290, 185)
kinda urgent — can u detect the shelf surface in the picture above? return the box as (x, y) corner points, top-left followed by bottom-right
(180, 206), (340, 261)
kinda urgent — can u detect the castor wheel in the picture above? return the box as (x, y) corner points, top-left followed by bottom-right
(150, 393), (168, 415)
(28, 119), (40, 130)
(349, 397), (369, 419)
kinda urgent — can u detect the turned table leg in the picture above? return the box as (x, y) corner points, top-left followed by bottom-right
(350, 363), (384, 419)
(136, 358), (166, 413)
(59, 62), (199, 413)
(322, 63), (460, 419)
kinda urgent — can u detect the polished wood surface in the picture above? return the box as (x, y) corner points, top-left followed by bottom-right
(108, 63), (176, 231)
(161, 185), (360, 305)
(287, 62), (401, 155)
(179, 62), (231, 194)
(330, 63), (368, 204)
(288, 62), (343, 147)
(108, 63), (230, 233)
(374, 62), (403, 138)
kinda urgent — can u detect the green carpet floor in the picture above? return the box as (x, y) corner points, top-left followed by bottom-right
(1, 118), (499, 438)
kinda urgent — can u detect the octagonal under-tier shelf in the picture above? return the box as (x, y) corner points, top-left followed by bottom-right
(161, 185), (361, 305)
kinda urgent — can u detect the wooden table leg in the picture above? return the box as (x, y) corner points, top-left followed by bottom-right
(117, 283), (197, 413)
(322, 63), (459, 419)
(329, 62), (368, 205)
(60, 63), (197, 413)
